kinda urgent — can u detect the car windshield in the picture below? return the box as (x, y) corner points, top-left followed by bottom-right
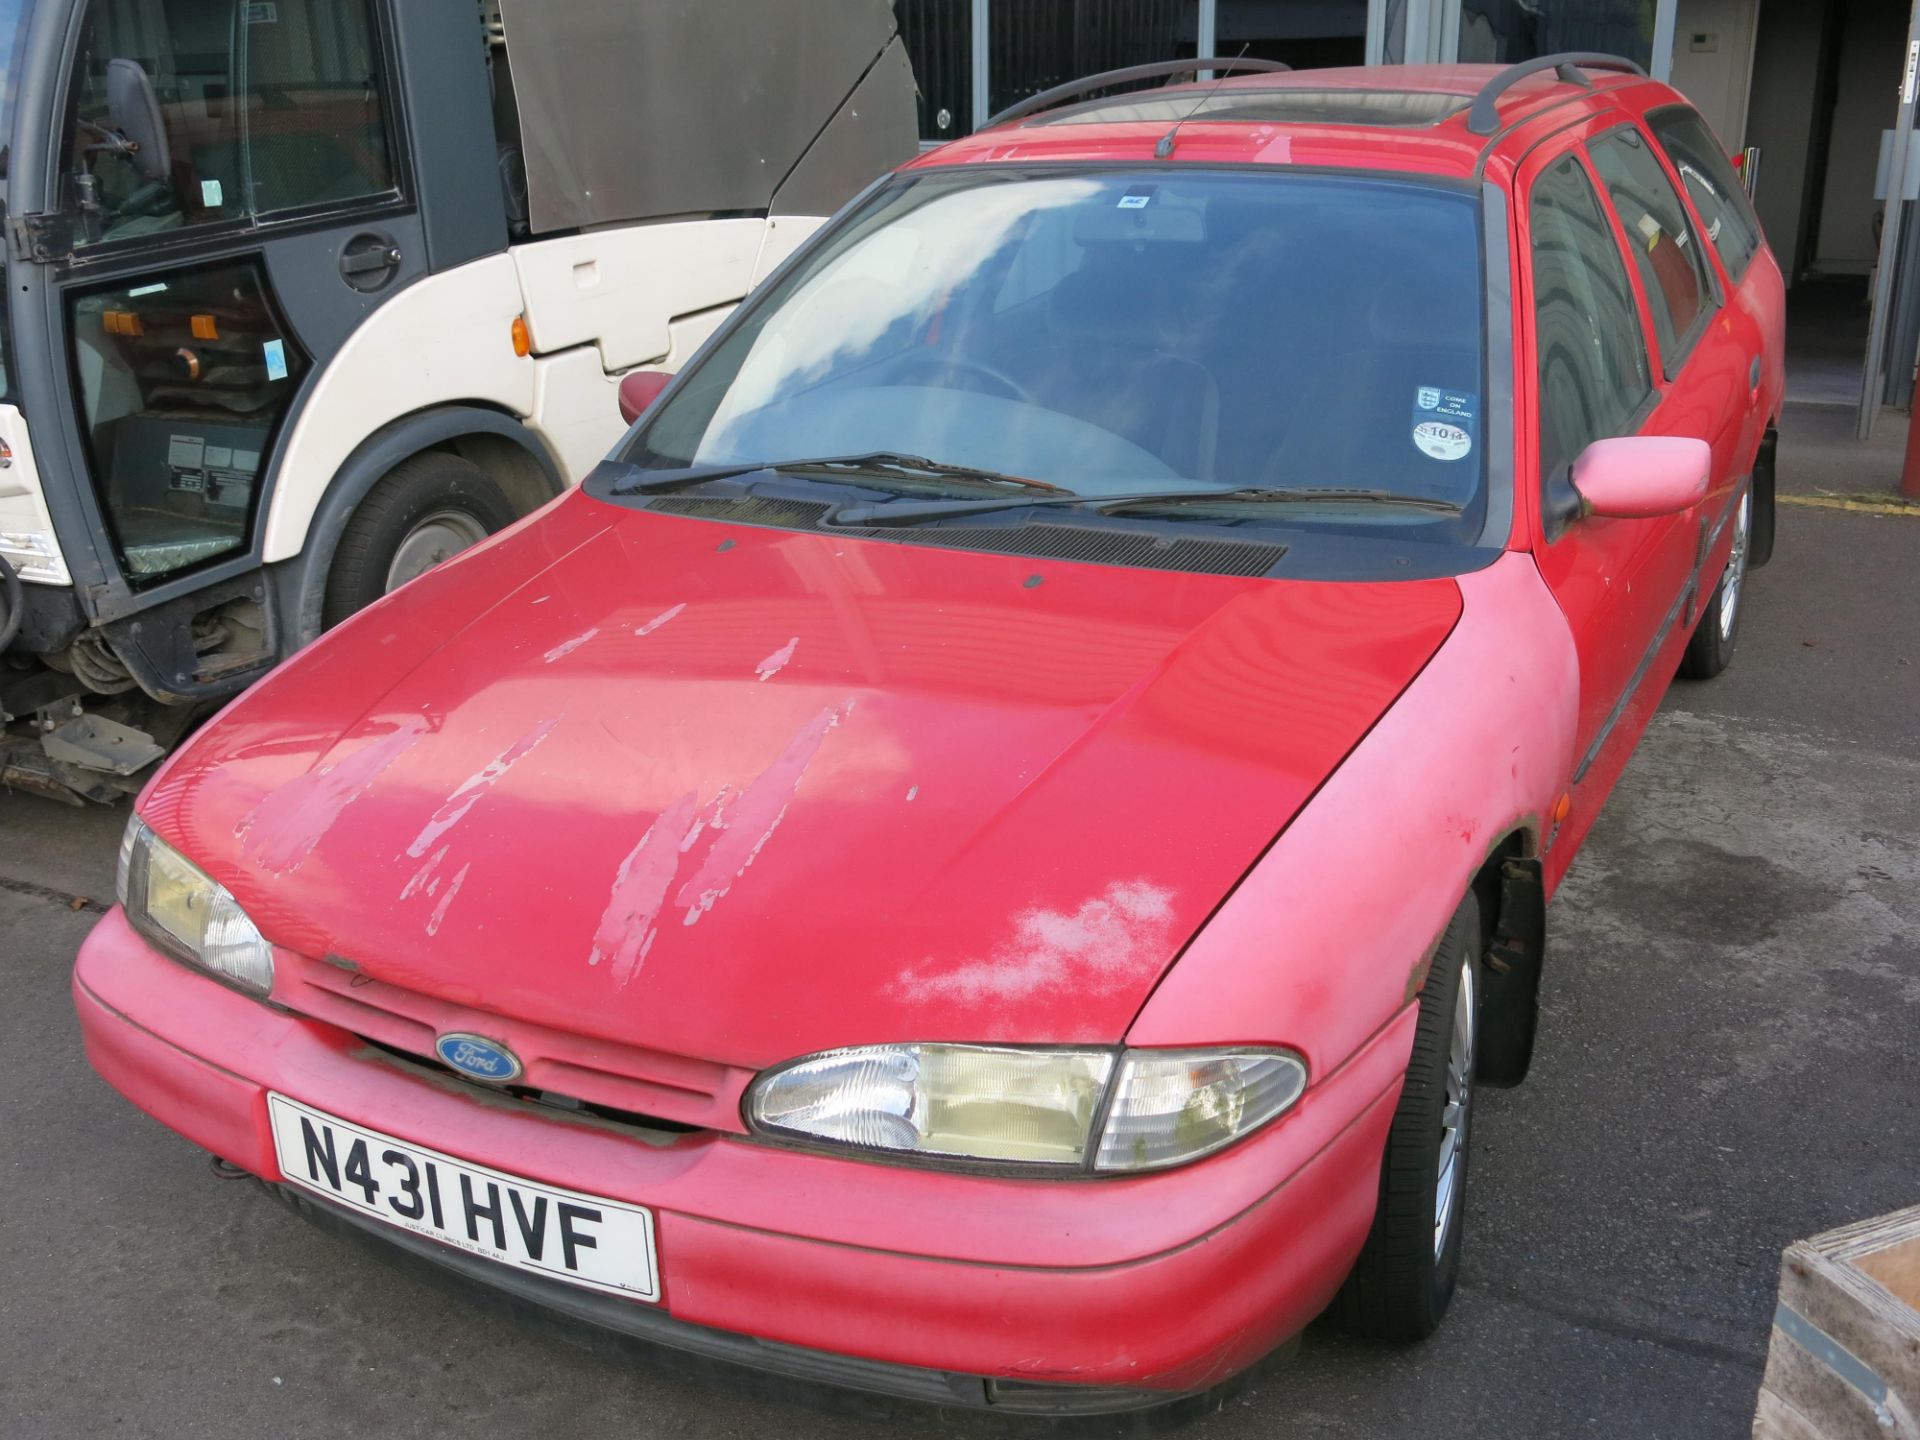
(627, 167), (1489, 541)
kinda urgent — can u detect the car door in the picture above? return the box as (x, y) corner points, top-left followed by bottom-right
(1587, 119), (1754, 545)
(12, 0), (430, 617)
(1519, 131), (1683, 812)
(1645, 102), (1784, 472)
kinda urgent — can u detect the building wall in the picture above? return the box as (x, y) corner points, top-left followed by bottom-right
(1813, 0), (1909, 273)
(1744, 0), (1829, 283)
(1667, 0), (1759, 147)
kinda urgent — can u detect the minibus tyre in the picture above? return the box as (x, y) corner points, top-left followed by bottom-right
(324, 453), (517, 627)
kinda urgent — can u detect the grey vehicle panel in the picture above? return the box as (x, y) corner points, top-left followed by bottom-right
(501, 0), (910, 234)
(770, 35), (920, 219)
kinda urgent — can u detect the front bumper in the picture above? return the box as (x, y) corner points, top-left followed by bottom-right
(73, 908), (1411, 1412)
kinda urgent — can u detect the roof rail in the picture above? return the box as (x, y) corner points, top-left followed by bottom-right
(983, 57), (1292, 131)
(1465, 52), (1647, 136)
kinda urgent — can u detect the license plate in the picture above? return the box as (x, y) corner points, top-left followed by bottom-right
(266, 1093), (659, 1302)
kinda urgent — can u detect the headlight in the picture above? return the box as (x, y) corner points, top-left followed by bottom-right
(118, 817), (274, 995)
(746, 1042), (1305, 1173)
(1093, 1050), (1307, 1172)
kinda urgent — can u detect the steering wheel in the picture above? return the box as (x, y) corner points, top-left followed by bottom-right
(889, 353), (1038, 406)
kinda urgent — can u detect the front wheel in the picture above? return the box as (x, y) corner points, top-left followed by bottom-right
(1678, 485), (1752, 681)
(323, 452), (517, 628)
(1326, 892), (1481, 1342)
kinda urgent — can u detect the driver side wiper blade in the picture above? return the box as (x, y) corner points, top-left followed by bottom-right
(829, 485), (1460, 528)
(610, 452), (1066, 498)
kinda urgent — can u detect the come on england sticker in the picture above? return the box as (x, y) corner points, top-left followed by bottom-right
(1411, 385), (1477, 463)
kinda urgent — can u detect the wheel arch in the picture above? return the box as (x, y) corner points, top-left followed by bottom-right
(1747, 422), (1777, 569)
(1468, 826), (1546, 1088)
(271, 404), (564, 650)
(1124, 553), (1578, 1091)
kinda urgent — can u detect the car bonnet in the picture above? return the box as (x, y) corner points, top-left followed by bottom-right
(141, 494), (1462, 1068)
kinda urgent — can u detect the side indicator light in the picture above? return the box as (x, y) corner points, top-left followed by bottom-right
(511, 315), (531, 357)
(1545, 791), (1573, 852)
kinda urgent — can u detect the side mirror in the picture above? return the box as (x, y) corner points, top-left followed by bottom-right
(1570, 435), (1710, 519)
(618, 370), (674, 425)
(105, 59), (170, 182)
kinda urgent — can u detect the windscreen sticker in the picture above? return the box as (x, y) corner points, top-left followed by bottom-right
(262, 339), (288, 381)
(1117, 186), (1156, 209)
(1411, 387), (1478, 463)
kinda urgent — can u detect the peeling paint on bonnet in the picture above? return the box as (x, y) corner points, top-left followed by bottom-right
(233, 718), (426, 876)
(891, 880), (1178, 1005)
(755, 637), (799, 682)
(405, 718), (562, 860)
(586, 703), (850, 988)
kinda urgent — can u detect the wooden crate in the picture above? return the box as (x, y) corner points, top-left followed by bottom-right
(1754, 1204), (1920, 1439)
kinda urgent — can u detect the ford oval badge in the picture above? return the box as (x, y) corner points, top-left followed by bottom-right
(435, 1033), (523, 1084)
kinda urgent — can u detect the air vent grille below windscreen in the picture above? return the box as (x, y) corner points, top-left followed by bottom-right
(642, 495), (1284, 577)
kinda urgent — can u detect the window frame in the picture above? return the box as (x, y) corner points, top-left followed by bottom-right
(1644, 101), (1763, 287)
(1523, 144), (1660, 534)
(62, 250), (314, 586)
(47, 0), (413, 264)
(1585, 121), (1723, 383)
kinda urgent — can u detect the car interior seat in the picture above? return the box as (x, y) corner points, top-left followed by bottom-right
(1260, 273), (1482, 500)
(1008, 249), (1222, 481)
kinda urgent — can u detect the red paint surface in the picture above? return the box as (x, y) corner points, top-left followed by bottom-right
(75, 908), (1405, 1387)
(138, 496), (1460, 1067)
(81, 63), (1787, 1397)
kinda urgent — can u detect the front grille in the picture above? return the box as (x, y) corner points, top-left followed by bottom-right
(643, 496), (1287, 577)
(356, 1037), (705, 1139)
(277, 952), (755, 1134)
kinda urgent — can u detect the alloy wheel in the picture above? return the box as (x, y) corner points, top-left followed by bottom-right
(1720, 489), (1753, 641)
(1434, 959), (1476, 1258)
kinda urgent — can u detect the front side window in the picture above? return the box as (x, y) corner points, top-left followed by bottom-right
(61, 0), (396, 248)
(1648, 106), (1764, 282)
(72, 258), (307, 578)
(1589, 126), (1716, 370)
(629, 169), (1490, 546)
(1528, 154), (1653, 484)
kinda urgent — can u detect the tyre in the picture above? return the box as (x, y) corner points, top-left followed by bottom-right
(1326, 891), (1482, 1342)
(1678, 483), (1752, 681)
(323, 452), (518, 628)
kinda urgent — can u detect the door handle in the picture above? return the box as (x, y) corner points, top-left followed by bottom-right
(339, 232), (403, 292)
(1748, 356), (1762, 393)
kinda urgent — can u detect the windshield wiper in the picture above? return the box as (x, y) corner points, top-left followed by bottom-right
(1112, 487), (1462, 514)
(610, 452), (1067, 497)
(829, 485), (1460, 528)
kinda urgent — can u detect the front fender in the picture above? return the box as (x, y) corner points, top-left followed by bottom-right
(1127, 550), (1579, 1086)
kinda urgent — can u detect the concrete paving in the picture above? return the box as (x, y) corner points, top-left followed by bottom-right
(4, 409), (1916, 1438)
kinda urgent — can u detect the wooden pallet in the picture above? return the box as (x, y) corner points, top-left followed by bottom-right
(1754, 1204), (1920, 1439)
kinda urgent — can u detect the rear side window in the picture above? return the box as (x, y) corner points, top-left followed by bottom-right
(1589, 127), (1717, 372)
(1528, 155), (1653, 483)
(1648, 106), (1764, 281)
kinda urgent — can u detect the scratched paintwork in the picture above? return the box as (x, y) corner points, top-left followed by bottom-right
(135, 500), (1461, 1065)
(81, 59), (1787, 1400)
